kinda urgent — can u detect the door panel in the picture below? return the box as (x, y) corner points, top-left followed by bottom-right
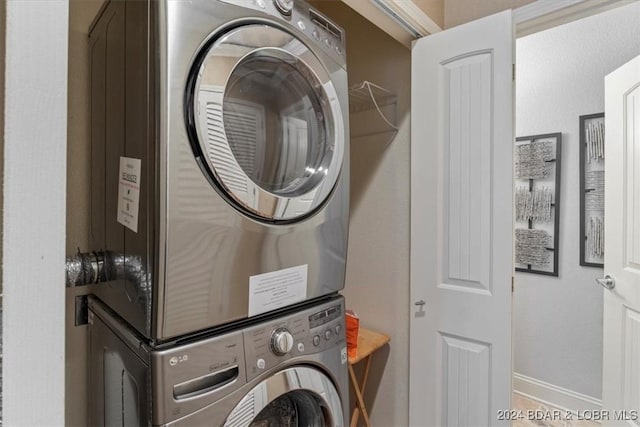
(622, 307), (640, 414)
(625, 85), (640, 268)
(441, 334), (491, 425)
(443, 51), (493, 292)
(410, 10), (514, 426)
(603, 54), (640, 426)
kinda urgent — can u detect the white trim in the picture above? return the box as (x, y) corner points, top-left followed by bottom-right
(514, 0), (630, 37)
(341, 0), (441, 48)
(513, 373), (602, 413)
(371, 0), (442, 36)
(3, 0), (68, 425)
(514, 0), (588, 23)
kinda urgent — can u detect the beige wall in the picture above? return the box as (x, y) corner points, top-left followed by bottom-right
(444, 0), (536, 28)
(67, 0), (102, 255)
(66, 1), (103, 425)
(310, 2), (411, 425)
(414, 0), (444, 28)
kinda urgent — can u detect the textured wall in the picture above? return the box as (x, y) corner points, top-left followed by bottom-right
(0, 0), (5, 419)
(0, 0), (5, 298)
(515, 1), (640, 400)
(310, 2), (411, 425)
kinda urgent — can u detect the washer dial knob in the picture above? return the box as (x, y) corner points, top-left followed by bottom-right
(271, 328), (294, 355)
(273, 0), (294, 16)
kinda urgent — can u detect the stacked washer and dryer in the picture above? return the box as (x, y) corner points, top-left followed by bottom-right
(86, 0), (350, 425)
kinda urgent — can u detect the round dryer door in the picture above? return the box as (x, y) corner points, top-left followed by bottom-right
(187, 23), (345, 222)
(224, 366), (344, 427)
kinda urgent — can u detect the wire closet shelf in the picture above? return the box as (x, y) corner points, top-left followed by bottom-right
(348, 81), (398, 136)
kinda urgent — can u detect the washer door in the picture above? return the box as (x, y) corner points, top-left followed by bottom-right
(187, 24), (345, 222)
(224, 366), (344, 427)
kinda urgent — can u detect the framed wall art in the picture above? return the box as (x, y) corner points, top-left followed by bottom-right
(514, 133), (562, 277)
(579, 113), (605, 268)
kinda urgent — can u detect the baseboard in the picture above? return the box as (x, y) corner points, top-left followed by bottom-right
(513, 373), (602, 413)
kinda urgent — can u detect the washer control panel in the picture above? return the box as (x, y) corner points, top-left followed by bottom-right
(243, 298), (345, 381)
(270, 327), (294, 355)
(273, 0), (294, 16)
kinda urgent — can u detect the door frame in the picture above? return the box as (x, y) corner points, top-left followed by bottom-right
(2, 0), (68, 425)
(514, 0), (631, 37)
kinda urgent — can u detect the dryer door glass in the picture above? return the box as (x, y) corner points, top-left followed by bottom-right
(224, 366), (343, 427)
(189, 24), (345, 222)
(223, 50), (329, 198)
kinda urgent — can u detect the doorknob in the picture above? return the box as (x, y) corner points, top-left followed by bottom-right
(596, 275), (615, 290)
(414, 300), (426, 307)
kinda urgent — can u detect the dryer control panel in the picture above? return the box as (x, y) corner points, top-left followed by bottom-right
(216, 0), (346, 65)
(243, 298), (346, 381)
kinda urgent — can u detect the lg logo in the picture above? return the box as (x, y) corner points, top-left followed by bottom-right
(169, 354), (189, 366)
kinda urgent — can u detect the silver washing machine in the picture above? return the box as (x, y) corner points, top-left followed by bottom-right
(88, 295), (349, 426)
(89, 0), (349, 340)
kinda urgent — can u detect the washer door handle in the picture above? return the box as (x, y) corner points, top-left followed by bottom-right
(173, 365), (239, 400)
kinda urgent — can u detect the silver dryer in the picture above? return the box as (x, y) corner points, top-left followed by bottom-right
(89, 0), (350, 340)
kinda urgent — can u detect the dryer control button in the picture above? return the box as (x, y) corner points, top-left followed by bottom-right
(335, 324), (342, 335)
(297, 342), (305, 352)
(324, 329), (332, 340)
(256, 358), (266, 370)
(255, 0), (266, 8)
(312, 30), (320, 40)
(313, 335), (321, 346)
(297, 21), (306, 31)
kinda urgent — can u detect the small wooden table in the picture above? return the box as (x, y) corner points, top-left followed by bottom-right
(348, 327), (390, 427)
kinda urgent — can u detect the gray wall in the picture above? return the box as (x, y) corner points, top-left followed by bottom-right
(0, 0), (5, 296)
(514, 1), (640, 400)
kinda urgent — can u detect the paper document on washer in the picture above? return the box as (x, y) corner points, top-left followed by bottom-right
(249, 265), (308, 316)
(117, 156), (141, 232)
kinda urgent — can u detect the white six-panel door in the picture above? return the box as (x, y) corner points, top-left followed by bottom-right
(410, 11), (514, 426)
(602, 54), (640, 426)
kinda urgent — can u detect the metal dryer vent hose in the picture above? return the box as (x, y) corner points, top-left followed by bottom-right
(65, 251), (147, 288)
(65, 251), (106, 287)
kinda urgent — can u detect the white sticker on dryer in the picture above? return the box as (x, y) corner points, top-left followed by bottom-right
(117, 156), (141, 232)
(248, 265), (308, 316)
